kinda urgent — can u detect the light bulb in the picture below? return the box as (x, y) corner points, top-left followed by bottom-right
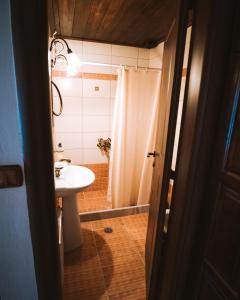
(66, 52), (81, 76)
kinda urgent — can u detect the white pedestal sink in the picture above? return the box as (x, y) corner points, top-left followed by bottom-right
(55, 165), (95, 252)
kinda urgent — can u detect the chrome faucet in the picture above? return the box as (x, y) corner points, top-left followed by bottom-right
(59, 158), (71, 163)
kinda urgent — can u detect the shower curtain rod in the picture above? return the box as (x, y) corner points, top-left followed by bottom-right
(79, 61), (162, 71)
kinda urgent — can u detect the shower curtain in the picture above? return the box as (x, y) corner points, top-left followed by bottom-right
(108, 67), (162, 208)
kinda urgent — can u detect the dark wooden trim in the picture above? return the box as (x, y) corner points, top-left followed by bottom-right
(147, 0), (189, 299)
(10, 0), (62, 299)
(161, 0), (238, 299)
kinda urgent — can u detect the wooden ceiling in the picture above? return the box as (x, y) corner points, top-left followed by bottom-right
(48, 0), (176, 48)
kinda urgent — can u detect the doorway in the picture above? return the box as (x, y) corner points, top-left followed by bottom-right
(7, 0), (201, 298)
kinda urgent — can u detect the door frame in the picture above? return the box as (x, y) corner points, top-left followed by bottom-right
(10, 0), (62, 299)
(8, 0), (237, 299)
(158, 0), (238, 299)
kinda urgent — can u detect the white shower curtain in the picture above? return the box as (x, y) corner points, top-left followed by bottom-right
(108, 68), (161, 208)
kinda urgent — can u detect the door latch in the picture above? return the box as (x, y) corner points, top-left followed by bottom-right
(147, 151), (159, 158)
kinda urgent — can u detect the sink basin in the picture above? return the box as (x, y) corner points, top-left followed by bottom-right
(54, 164), (95, 252)
(55, 165), (95, 197)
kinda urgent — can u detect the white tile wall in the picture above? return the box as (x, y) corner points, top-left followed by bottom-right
(110, 81), (117, 98)
(149, 43), (164, 69)
(112, 45), (138, 58)
(82, 79), (110, 98)
(138, 48), (150, 60)
(82, 115), (110, 132)
(83, 132), (109, 148)
(83, 53), (111, 64)
(83, 41), (111, 56)
(52, 39), (164, 164)
(83, 148), (108, 164)
(53, 97), (82, 115)
(55, 132), (83, 149)
(54, 115), (82, 133)
(53, 77), (82, 97)
(83, 98), (110, 115)
(64, 149), (83, 164)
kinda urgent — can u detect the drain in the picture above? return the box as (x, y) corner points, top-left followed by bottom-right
(104, 227), (113, 233)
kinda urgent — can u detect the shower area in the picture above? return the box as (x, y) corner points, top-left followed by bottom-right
(51, 39), (164, 218)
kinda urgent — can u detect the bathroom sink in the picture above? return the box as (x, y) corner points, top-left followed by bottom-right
(55, 165), (95, 197)
(54, 164), (95, 252)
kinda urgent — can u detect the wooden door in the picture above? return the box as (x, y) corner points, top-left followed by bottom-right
(192, 54), (240, 300)
(145, 0), (188, 297)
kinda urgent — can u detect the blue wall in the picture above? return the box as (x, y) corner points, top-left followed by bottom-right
(0, 1), (38, 299)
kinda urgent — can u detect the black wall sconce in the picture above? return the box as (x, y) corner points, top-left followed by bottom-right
(49, 33), (80, 76)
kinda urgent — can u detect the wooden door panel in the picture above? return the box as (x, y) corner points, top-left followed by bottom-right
(206, 186), (240, 286)
(196, 54), (240, 300)
(145, 19), (178, 285)
(199, 265), (237, 300)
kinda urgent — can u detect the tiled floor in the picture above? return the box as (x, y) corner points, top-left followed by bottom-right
(64, 213), (148, 300)
(77, 190), (111, 213)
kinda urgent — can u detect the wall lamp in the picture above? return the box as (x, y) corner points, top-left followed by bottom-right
(49, 35), (80, 76)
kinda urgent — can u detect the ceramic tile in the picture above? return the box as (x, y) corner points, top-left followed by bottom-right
(83, 98), (110, 116)
(54, 115), (82, 133)
(111, 56), (137, 66)
(63, 149), (83, 164)
(112, 45), (138, 58)
(83, 131), (109, 148)
(83, 148), (108, 164)
(64, 214), (148, 300)
(52, 77), (83, 97)
(55, 132), (83, 150)
(138, 48), (150, 60)
(110, 80), (117, 98)
(149, 56), (162, 69)
(82, 53), (111, 65)
(82, 64), (112, 74)
(83, 79), (110, 98)
(53, 97), (82, 115)
(149, 42), (164, 59)
(137, 58), (149, 68)
(82, 115), (110, 132)
(83, 41), (111, 56)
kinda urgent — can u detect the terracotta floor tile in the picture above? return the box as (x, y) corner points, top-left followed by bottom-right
(64, 270), (107, 300)
(91, 216), (124, 231)
(108, 288), (146, 300)
(103, 262), (145, 296)
(77, 189), (110, 213)
(64, 213), (148, 300)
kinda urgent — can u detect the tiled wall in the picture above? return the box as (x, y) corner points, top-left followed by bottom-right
(82, 163), (109, 192)
(149, 43), (164, 69)
(52, 40), (163, 164)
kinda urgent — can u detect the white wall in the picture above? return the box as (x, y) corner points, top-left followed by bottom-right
(0, 1), (38, 299)
(52, 41), (163, 165)
(149, 43), (164, 69)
